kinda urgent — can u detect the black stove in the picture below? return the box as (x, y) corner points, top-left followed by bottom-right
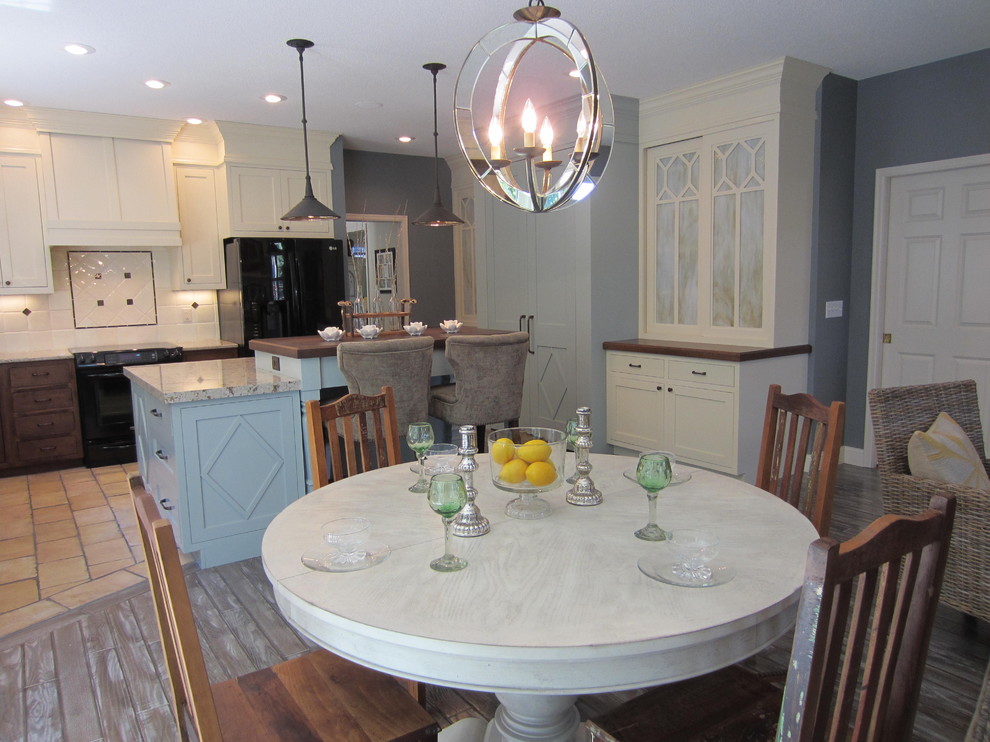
(72, 345), (184, 467)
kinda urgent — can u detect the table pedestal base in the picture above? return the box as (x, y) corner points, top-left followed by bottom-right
(485, 694), (580, 742)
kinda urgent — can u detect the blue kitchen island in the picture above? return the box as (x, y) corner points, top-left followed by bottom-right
(126, 358), (304, 567)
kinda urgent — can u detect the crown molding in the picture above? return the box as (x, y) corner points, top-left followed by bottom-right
(23, 107), (185, 142)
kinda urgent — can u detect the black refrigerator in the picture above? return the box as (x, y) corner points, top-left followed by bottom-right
(219, 237), (346, 354)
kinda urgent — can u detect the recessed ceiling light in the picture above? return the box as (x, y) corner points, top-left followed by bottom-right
(185, 117), (204, 125)
(144, 79), (170, 90)
(64, 43), (95, 56)
(397, 136), (415, 143)
(263, 93), (286, 103)
(3, 99), (26, 107)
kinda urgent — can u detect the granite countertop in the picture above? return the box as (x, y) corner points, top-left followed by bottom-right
(124, 357), (300, 404)
(249, 327), (506, 359)
(0, 340), (237, 365)
(0, 349), (74, 364)
(602, 338), (812, 362)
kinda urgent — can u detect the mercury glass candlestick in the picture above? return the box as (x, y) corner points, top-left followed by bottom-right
(566, 407), (602, 506)
(453, 425), (490, 537)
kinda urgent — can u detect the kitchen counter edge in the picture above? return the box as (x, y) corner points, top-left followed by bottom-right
(602, 339), (812, 363)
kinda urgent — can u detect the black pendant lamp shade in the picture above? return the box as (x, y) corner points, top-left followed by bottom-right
(413, 63), (464, 227)
(281, 39), (340, 222)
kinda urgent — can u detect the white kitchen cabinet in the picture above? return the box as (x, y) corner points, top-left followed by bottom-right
(605, 347), (809, 480)
(0, 154), (52, 293)
(227, 165), (332, 236)
(483, 197), (579, 430)
(38, 132), (181, 246)
(174, 166), (226, 289)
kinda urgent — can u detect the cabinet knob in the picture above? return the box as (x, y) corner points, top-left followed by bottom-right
(159, 498), (175, 511)
(155, 449), (169, 461)
(668, 387), (673, 392)
(186, 277), (191, 283)
(4, 281), (10, 286)
(656, 385), (662, 391)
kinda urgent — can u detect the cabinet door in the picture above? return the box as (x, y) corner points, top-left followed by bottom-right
(179, 395), (303, 547)
(488, 200), (533, 332)
(530, 209), (579, 429)
(175, 167), (226, 289)
(0, 155), (52, 292)
(665, 384), (736, 471)
(607, 373), (664, 451)
(228, 166), (282, 233)
(280, 170), (331, 234)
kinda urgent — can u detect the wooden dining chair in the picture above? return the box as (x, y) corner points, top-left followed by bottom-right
(129, 475), (439, 742)
(590, 493), (956, 742)
(305, 385), (402, 487)
(756, 383), (846, 535)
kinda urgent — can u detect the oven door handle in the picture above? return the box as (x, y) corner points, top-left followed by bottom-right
(79, 371), (126, 379)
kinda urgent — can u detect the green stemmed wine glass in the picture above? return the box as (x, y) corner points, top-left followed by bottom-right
(427, 473), (469, 572)
(407, 422), (435, 493)
(635, 451), (673, 541)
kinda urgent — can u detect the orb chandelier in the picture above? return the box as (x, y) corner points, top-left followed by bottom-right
(454, 1), (614, 213)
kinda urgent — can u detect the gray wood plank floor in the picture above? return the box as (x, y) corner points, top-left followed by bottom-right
(1, 464), (986, 741)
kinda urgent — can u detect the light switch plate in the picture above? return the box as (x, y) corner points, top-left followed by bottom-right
(825, 300), (843, 319)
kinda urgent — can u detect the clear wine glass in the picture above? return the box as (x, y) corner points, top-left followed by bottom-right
(634, 451), (673, 541)
(427, 473), (469, 572)
(407, 422), (435, 493)
(565, 418), (579, 484)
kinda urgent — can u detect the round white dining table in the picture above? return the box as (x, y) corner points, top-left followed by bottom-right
(262, 453), (818, 742)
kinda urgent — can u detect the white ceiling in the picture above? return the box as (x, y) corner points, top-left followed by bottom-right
(1, 0), (988, 159)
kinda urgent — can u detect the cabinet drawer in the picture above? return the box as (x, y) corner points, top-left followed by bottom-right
(13, 410), (78, 440)
(16, 434), (80, 462)
(667, 359), (735, 387)
(607, 353), (664, 378)
(144, 400), (173, 444)
(9, 360), (74, 389)
(12, 386), (75, 413)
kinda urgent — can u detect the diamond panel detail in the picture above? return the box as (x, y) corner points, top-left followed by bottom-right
(202, 419), (283, 518)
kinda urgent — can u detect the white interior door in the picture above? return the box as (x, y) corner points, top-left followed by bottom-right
(877, 157), (990, 439)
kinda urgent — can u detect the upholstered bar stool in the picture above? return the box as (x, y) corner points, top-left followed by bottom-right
(428, 332), (529, 450)
(337, 337), (435, 433)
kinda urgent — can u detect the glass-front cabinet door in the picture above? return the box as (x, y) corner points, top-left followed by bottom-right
(643, 121), (774, 345)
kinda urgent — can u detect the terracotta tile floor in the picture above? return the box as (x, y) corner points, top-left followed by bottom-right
(0, 463), (157, 638)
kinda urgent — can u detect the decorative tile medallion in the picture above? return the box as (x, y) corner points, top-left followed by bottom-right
(68, 251), (157, 328)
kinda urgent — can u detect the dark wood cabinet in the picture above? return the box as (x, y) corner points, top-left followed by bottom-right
(0, 359), (83, 473)
(180, 347), (238, 362)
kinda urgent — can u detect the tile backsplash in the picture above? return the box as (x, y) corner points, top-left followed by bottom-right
(68, 251), (158, 328)
(0, 247), (219, 352)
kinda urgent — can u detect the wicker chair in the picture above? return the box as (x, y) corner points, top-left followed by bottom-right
(868, 379), (990, 622)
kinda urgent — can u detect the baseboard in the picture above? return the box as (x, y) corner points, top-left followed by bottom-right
(840, 445), (870, 468)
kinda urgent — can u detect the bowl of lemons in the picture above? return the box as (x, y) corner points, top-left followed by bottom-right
(488, 427), (566, 519)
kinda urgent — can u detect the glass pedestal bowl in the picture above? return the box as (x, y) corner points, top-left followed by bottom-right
(488, 427), (566, 519)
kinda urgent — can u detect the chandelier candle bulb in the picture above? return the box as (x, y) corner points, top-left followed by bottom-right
(489, 117), (504, 160)
(540, 117), (554, 161)
(522, 99), (537, 147)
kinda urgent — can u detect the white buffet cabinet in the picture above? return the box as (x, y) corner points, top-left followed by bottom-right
(604, 342), (809, 481)
(126, 358), (305, 567)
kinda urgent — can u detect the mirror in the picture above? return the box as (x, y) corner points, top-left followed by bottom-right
(344, 214), (411, 329)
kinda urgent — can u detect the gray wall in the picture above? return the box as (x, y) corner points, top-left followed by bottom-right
(808, 74), (857, 408)
(342, 149), (456, 327)
(844, 48), (990, 447)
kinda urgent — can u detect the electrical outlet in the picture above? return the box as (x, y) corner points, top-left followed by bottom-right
(825, 300), (843, 319)
(181, 307), (194, 323)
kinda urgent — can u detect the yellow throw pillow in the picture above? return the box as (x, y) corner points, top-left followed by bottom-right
(908, 412), (990, 489)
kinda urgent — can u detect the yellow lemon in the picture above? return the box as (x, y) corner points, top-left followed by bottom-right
(525, 460), (557, 487)
(490, 437), (517, 466)
(499, 458), (529, 484)
(517, 439), (551, 463)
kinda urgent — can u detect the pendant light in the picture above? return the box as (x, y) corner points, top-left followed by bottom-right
(281, 38), (340, 222)
(413, 63), (464, 227)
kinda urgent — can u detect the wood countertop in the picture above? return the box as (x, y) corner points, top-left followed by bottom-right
(249, 327), (507, 359)
(602, 338), (812, 362)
